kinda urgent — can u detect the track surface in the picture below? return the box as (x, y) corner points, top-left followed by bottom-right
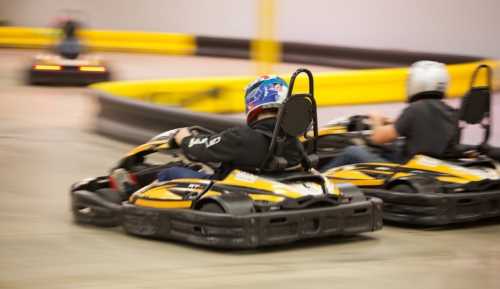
(1, 49), (499, 289)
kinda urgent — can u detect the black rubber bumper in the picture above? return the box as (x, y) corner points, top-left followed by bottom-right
(71, 189), (122, 227)
(28, 69), (111, 86)
(363, 189), (500, 226)
(121, 198), (383, 249)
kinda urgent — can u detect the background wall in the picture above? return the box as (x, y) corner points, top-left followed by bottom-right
(1, 0), (499, 58)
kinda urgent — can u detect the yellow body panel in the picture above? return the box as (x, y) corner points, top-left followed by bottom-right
(390, 172), (411, 179)
(319, 126), (348, 136)
(141, 186), (182, 200)
(134, 199), (192, 209)
(403, 155), (485, 182)
(126, 140), (169, 157)
(329, 169), (376, 180)
(325, 154), (497, 188)
(248, 194), (285, 203)
(332, 179), (385, 187)
(436, 176), (471, 184)
(132, 179), (210, 200)
(302, 126), (349, 139)
(219, 170), (340, 198)
(218, 170), (305, 199)
(132, 169), (339, 209)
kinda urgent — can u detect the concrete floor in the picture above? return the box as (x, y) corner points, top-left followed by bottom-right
(0, 49), (499, 289)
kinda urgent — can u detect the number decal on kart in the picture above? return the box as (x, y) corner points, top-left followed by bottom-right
(188, 136), (221, 148)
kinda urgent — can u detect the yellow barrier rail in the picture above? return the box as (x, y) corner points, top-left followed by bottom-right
(2, 26), (498, 112)
(0, 26), (196, 55)
(0, 26), (56, 48)
(92, 60), (499, 114)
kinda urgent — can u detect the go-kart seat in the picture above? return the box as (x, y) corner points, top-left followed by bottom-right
(259, 68), (319, 173)
(447, 64), (500, 162)
(457, 64), (492, 147)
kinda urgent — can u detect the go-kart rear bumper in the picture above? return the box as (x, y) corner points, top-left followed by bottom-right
(28, 68), (111, 85)
(120, 197), (383, 249)
(363, 188), (500, 226)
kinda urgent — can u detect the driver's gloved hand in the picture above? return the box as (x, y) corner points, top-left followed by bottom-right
(109, 168), (138, 197)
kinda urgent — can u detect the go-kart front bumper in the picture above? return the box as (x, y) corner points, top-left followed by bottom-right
(363, 188), (500, 226)
(120, 197), (383, 249)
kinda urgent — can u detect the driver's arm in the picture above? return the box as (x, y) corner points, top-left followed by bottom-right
(178, 128), (243, 163)
(369, 112), (399, 145)
(370, 125), (399, 144)
(370, 106), (414, 145)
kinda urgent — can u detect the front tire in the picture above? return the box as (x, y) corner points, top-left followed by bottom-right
(198, 201), (226, 213)
(390, 183), (417, 194)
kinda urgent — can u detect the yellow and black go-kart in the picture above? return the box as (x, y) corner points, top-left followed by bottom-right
(70, 69), (382, 248)
(318, 65), (500, 226)
(29, 53), (111, 85)
(28, 22), (111, 86)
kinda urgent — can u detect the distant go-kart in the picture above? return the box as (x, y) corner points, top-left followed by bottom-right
(28, 53), (111, 86)
(28, 18), (110, 86)
(70, 69), (383, 249)
(318, 64), (500, 226)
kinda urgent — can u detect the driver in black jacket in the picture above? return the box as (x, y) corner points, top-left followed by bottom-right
(155, 75), (302, 182)
(322, 60), (459, 170)
(111, 75), (301, 194)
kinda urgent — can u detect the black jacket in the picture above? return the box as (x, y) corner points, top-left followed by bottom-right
(394, 97), (459, 160)
(180, 118), (301, 171)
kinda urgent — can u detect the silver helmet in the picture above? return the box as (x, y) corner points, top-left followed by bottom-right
(407, 60), (449, 102)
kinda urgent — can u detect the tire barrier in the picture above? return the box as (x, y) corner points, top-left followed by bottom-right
(95, 91), (244, 144)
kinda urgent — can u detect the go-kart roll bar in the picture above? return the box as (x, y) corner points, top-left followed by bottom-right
(469, 64), (492, 89)
(284, 68), (319, 151)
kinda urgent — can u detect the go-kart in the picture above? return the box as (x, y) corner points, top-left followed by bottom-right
(28, 53), (111, 86)
(318, 64), (500, 226)
(70, 69), (382, 248)
(28, 19), (110, 85)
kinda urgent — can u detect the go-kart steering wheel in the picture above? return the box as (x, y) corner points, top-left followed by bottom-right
(347, 115), (372, 132)
(347, 115), (396, 153)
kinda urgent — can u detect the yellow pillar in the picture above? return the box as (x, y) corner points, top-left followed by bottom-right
(252, 0), (281, 75)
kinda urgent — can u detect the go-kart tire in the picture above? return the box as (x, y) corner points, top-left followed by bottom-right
(337, 183), (367, 203)
(198, 202), (226, 213)
(390, 183), (417, 194)
(72, 188), (123, 227)
(194, 192), (254, 215)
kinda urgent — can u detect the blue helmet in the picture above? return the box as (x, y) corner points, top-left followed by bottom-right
(244, 75), (289, 124)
